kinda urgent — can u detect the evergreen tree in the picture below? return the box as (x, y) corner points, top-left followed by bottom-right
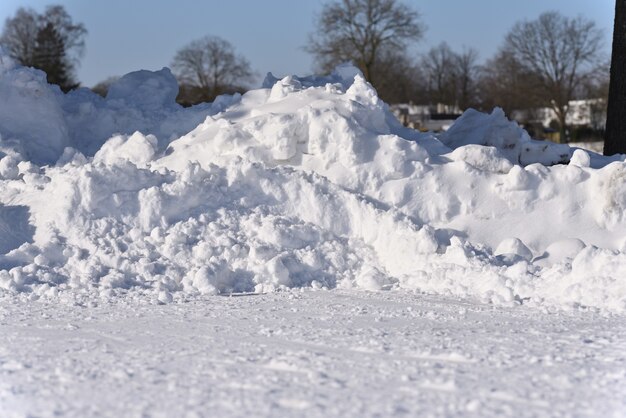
(33, 22), (77, 92)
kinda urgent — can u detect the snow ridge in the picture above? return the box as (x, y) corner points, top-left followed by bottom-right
(0, 56), (625, 312)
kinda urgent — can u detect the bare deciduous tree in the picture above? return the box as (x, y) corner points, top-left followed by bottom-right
(454, 47), (480, 110)
(373, 51), (424, 103)
(306, 0), (424, 90)
(0, 5), (87, 91)
(171, 36), (253, 103)
(477, 49), (540, 115)
(604, 0), (626, 155)
(503, 11), (604, 142)
(0, 8), (38, 66)
(421, 43), (481, 110)
(421, 42), (456, 106)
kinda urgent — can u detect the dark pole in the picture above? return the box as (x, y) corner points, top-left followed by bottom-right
(604, 0), (626, 156)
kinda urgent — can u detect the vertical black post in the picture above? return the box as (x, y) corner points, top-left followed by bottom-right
(604, 0), (626, 155)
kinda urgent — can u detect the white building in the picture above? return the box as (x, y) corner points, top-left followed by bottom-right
(514, 99), (607, 130)
(390, 103), (462, 132)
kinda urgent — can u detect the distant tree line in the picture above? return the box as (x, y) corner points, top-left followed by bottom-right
(1, 1), (621, 150)
(307, 0), (608, 144)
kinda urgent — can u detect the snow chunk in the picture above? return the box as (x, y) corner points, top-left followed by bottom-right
(0, 154), (20, 179)
(94, 132), (158, 167)
(569, 149), (591, 167)
(448, 145), (513, 173)
(533, 239), (587, 268)
(188, 265), (235, 295)
(495, 238), (533, 261)
(268, 76), (304, 102)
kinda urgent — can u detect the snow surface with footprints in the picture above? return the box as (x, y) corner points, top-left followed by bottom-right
(1, 290), (625, 417)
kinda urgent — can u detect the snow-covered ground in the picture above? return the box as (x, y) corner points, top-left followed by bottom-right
(2, 290), (625, 418)
(1, 51), (626, 416)
(569, 141), (604, 154)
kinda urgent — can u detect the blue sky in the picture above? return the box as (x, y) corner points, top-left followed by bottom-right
(0, 0), (615, 87)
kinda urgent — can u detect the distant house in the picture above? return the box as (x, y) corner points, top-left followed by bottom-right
(390, 103), (462, 132)
(511, 98), (607, 142)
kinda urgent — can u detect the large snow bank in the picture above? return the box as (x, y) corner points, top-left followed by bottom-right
(1, 54), (625, 312)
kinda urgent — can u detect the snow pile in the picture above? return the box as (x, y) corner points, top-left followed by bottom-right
(1, 56), (626, 312)
(0, 57), (69, 163)
(440, 108), (571, 166)
(0, 62), (235, 160)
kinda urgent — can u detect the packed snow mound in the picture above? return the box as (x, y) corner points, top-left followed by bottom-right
(0, 63), (69, 164)
(440, 108), (571, 166)
(1, 60), (236, 161)
(158, 73), (434, 190)
(93, 131), (158, 167)
(1, 55), (625, 312)
(62, 77), (233, 157)
(105, 68), (179, 110)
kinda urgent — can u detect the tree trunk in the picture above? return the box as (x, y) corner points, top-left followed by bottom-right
(604, 0), (626, 155)
(552, 104), (568, 144)
(363, 61), (373, 85)
(559, 110), (568, 144)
